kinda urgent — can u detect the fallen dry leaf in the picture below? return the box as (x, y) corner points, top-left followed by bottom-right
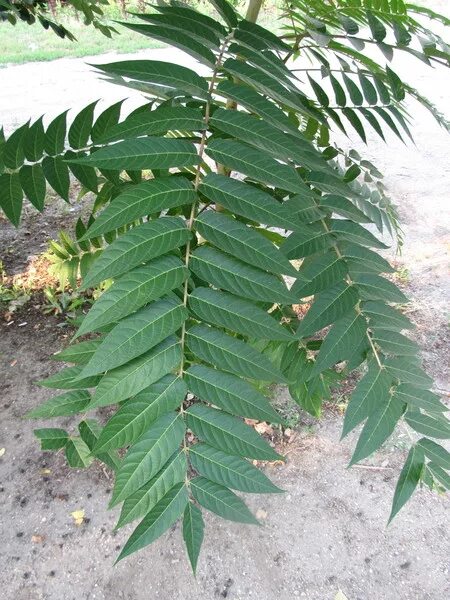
(31, 534), (45, 543)
(70, 509), (85, 526)
(40, 468), (51, 475)
(256, 508), (267, 520)
(0, 448), (5, 458)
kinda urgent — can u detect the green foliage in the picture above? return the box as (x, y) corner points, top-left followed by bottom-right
(2, 0), (448, 573)
(0, 0), (116, 39)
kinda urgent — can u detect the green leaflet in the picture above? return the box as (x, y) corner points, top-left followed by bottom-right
(80, 217), (190, 290)
(65, 437), (93, 468)
(120, 23), (216, 67)
(0, 173), (23, 227)
(291, 252), (348, 298)
(393, 384), (447, 413)
(80, 297), (188, 377)
(117, 451), (187, 529)
(342, 364), (393, 438)
(42, 156), (70, 201)
(352, 273), (408, 303)
(135, 11), (222, 47)
(97, 107), (205, 144)
(404, 411), (450, 439)
(68, 101), (97, 149)
(110, 412), (185, 507)
(116, 482), (188, 562)
(44, 110), (67, 156)
(78, 419), (120, 471)
(67, 137), (200, 171)
(75, 256), (188, 337)
(186, 404), (282, 461)
(185, 364), (283, 424)
(280, 224), (335, 260)
(222, 59), (309, 116)
(418, 438), (450, 469)
(19, 164), (46, 212)
(186, 324), (286, 382)
(89, 336), (181, 408)
(205, 139), (311, 195)
(3, 121), (28, 169)
(215, 80), (302, 138)
(371, 328), (419, 357)
(91, 100), (124, 144)
(189, 287), (294, 342)
(189, 443), (282, 494)
(93, 375), (187, 453)
(199, 173), (306, 231)
(183, 502), (204, 575)
(349, 394), (405, 465)
(82, 177), (196, 239)
(51, 339), (103, 365)
(37, 366), (101, 390)
(385, 357), (433, 389)
(341, 243), (395, 274)
(34, 428), (69, 450)
(94, 60), (209, 99)
(428, 463), (450, 490)
(320, 195), (372, 223)
(191, 477), (258, 525)
(210, 0), (238, 27)
(331, 219), (388, 249)
(196, 211), (297, 277)
(362, 301), (414, 331)
(389, 444), (424, 523)
(190, 246), (297, 304)
(209, 109), (329, 174)
(27, 390), (91, 418)
(311, 311), (367, 376)
(296, 281), (360, 338)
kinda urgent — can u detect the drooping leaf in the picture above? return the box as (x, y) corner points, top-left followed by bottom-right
(116, 482), (188, 562)
(190, 246), (297, 304)
(75, 256), (188, 337)
(93, 375), (187, 453)
(110, 412), (185, 507)
(27, 390), (91, 418)
(89, 336), (181, 409)
(185, 364), (283, 423)
(389, 444), (424, 523)
(296, 282), (360, 338)
(183, 502), (204, 575)
(196, 210), (297, 277)
(186, 404), (282, 461)
(191, 476), (259, 524)
(117, 450), (187, 529)
(349, 394), (405, 465)
(186, 324), (286, 382)
(80, 217), (190, 289)
(189, 287), (294, 342)
(80, 297), (188, 376)
(189, 443), (282, 494)
(34, 428), (69, 450)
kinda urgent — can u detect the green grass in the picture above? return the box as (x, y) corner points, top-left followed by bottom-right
(0, 1), (283, 66)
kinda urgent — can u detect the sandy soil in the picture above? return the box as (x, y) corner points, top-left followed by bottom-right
(1, 39), (449, 600)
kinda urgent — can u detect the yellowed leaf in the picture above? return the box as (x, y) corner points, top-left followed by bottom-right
(70, 509), (85, 526)
(0, 448), (5, 458)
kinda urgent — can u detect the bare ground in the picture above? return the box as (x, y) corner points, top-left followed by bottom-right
(0, 45), (449, 600)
